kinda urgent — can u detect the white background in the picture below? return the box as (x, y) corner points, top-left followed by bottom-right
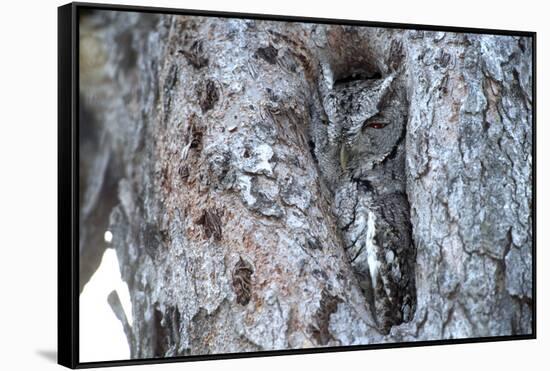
(0, 0), (546, 369)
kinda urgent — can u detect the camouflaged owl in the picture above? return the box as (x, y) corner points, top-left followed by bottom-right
(311, 70), (416, 334)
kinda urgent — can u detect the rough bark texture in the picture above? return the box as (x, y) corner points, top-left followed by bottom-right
(79, 10), (533, 358)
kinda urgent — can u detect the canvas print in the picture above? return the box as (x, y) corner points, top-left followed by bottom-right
(77, 7), (533, 363)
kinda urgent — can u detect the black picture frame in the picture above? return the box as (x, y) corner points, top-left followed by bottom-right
(58, 2), (536, 369)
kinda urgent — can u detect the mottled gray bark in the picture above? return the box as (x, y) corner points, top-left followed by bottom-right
(79, 10), (532, 358)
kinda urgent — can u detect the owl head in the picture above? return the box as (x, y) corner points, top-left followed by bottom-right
(322, 73), (407, 174)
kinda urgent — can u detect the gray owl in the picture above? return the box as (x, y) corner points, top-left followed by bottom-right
(311, 71), (416, 334)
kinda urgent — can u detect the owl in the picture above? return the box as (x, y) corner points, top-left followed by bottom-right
(312, 71), (415, 334)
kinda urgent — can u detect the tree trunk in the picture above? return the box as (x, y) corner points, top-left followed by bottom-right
(79, 10), (532, 358)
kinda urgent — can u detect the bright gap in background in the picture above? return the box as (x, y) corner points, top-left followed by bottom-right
(80, 248), (133, 362)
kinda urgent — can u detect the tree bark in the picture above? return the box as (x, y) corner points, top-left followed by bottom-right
(79, 11), (533, 358)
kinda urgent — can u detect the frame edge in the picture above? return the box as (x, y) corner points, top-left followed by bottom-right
(58, 2), (78, 369)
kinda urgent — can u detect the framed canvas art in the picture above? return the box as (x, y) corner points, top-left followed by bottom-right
(58, 2), (536, 368)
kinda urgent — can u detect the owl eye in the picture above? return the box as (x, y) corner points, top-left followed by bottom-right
(365, 121), (388, 129)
